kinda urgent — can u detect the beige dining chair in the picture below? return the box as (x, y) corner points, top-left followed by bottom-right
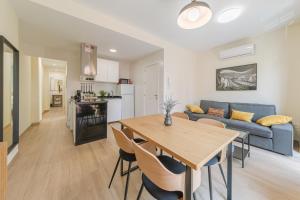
(172, 112), (189, 120)
(197, 118), (227, 200)
(132, 140), (201, 200)
(109, 126), (146, 200)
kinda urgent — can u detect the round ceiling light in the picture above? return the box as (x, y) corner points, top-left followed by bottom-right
(217, 8), (243, 23)
(177, 0), (212, 29)
(109, 49), (117, 53)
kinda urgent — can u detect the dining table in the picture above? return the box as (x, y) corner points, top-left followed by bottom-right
(120, 114), (239, 200)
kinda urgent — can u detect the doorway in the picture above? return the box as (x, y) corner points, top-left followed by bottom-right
(41, 58), (67, 115)
(144, 63), (163, 115)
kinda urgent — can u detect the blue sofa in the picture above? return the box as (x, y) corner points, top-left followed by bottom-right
(185, 100), (294, 156)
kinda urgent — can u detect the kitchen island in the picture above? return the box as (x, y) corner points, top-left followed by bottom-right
(68, 100), (107, 145)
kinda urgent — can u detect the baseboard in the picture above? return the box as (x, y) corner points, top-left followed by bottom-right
(31, 122), (40, 126)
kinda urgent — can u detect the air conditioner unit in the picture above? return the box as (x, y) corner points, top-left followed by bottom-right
(219, 43), (255, 60)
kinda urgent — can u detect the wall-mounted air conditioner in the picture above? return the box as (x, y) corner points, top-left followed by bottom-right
(219, 43), (255, 60)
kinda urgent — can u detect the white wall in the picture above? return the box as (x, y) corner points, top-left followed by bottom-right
(42, 66), (50, 111)
(119, 61), (131, 79)
(31, 57), (42, 123)
(196, 23), (300, 140)
(0, 0), (19, 48)
(19, 54), (32, 135)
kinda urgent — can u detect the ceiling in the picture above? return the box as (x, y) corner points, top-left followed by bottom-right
(12, 0), (161, 61)
(42, 58), (67, 69)
(73, 0), (300, 51)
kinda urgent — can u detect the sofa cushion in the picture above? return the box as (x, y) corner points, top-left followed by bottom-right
(207, 107), (225, 118)
(200, 100), (230, 118)
(224, 119), (273, 139)
(230, 103), (276, 122)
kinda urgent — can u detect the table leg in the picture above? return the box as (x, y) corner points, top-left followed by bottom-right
(185, 166), (193, 200)
(242, 139), (245, 168)
(227, 142), (233, 200)
(248, 134), (251, 157)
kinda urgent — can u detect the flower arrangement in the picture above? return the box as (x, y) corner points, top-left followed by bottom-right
(162, 96), (178, 126)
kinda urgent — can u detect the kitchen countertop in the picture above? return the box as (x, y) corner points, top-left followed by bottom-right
(75, 100), (108, 105)
(97, 96), (122, 99)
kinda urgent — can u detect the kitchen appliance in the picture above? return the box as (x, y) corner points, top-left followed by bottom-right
(117, 84), (135, 119)
(80, 43), (97, 80)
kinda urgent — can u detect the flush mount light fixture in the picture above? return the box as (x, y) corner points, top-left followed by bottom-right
(177, 0), (212, 29)
(109, 49), (117, 53)
(217, 8), (243, 23)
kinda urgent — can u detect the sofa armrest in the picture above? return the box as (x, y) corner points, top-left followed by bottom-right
(271, 123), (294, 156)
(184, 110), (197, 121)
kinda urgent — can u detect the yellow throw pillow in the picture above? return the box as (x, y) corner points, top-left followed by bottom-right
(231, 109), (254, 123)
(186, 104), (204, 113)
(256, 115), (292, 127)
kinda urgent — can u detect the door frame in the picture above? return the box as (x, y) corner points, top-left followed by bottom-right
(143, 62), (163, 115)
(0, 35), (19, 153)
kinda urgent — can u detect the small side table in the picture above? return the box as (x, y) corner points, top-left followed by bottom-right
(230, 129), (251, 168)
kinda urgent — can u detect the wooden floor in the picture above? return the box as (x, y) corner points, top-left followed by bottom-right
(8, 109), (300, 200)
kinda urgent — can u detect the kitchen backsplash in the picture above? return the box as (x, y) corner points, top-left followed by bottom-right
(93, 83), (118, 95)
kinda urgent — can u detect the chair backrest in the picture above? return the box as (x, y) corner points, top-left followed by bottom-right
(132, 141), (184, 192)
(197, 118), (226, 128)
(122, 127), (134, 139)
(172, 112), (189, 120)
(111, 126), (134, 154)
(197, 118), (227, 162)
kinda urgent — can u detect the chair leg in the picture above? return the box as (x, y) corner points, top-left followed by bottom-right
(137, 184), (144, 200)
(208, 166), (213, 200)
(124, 161), (132, 200)
(218, 164), (227, 188)
(108, 156), (121, 188)
(120, 159), (124, 176)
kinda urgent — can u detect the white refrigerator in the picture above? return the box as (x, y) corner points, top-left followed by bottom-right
(117, 84), (135, 119)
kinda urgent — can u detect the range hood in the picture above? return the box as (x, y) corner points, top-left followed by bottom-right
(80, 43), (97, 80)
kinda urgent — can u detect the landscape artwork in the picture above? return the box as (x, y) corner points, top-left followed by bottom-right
(216, 63), (257, 91)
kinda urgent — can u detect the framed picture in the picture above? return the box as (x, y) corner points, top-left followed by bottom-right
(216, 63), (257, 91)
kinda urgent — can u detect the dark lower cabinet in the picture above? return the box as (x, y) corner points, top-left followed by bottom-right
(75, 101), (107, 145)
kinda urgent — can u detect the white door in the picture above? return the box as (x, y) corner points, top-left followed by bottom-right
(144, 64), (160, 115)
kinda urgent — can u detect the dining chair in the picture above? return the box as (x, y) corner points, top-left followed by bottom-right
(172, 112), (189, 120)
(132, 140), (201, 200)
(197, 118), (227, 200)
(109, 126), (146, 200)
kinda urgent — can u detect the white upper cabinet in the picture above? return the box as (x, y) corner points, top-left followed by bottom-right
(95, 58), (119, 83)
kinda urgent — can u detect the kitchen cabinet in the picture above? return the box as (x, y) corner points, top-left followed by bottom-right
(107, 99), (122, 123)
(95, 58), (119, 83)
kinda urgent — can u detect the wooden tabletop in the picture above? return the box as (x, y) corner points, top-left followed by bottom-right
(120, 114), (239, 170)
